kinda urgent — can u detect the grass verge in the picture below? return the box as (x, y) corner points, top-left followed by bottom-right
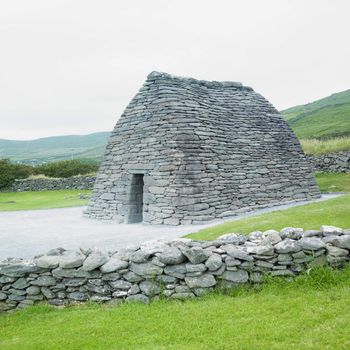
(0, 267), (350, 350)
(0, 190), (91, 211)
(316, 173), (350, 193)
(301, 136), (350, 155)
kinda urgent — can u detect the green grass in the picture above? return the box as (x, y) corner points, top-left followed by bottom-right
(0, 190), (91, 211)
(1, 267), (350, 350)
(187, 194), (350, 240)
(316, 173), (350, 193)
(301, 136), (350, 155)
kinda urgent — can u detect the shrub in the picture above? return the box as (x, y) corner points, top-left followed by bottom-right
(36, 159), (98, 178)
(0, 159), (34, 189)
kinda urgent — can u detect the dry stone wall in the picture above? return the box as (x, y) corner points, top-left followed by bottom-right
(308, 151), (350, 173)
(4, 176), (95, 192)
(86, 72), (320, 224)
(1, 225), (349, 313)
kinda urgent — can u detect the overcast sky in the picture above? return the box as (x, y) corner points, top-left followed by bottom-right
(1, 0), (349, 140)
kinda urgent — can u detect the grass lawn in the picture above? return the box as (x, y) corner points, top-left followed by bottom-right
(316, 173), (350, 193)
(187, 173), (350, 240)
(0, 190), (91, 211)
(1, 267), (350, 350)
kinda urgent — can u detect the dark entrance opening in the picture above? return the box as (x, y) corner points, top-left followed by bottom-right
(126, 174), (144, 223)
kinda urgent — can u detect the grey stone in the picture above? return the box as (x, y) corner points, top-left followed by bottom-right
(223, 245), (253, 261)
(100, 258), (128, 273)
(123, 271), (143, 282)
(321, 225), (343, 235)
(26, 286), (41, 295)
(217, 233), (246, 245)
(0, 292), (7, 300)
(333, 235), (350, 249)
(280, 227), (303, 240)
(158, 247), (186, 265)
(205, 254), (223, 271)
(274, 239), (302, 253)
(171, 292), (195, 300)
(326, 245), (349, 257)
(246, 244), (274, 256)
(129, 250), (151, 263)
(139, 280), (161, 296)
(41, 287), (55, 299)
(129, 262), (163, 277)
(30, 276), (56, 287)
(299, 237), (326, 250)
(185, 274), (217, 289)
(0, 262), (39, 277)
(222, 270), (249, 283)
(82, 249), (109, 271)
(59, 251), (85, 269)
(34, 255), (59, 269)
(68, 292), (89, 301)
(126, 294), (149, 304)
(185, 263), (206, 273)
(12, 278), (29, 290)
(179, 245), (208, 264)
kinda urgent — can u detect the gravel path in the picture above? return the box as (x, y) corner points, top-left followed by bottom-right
(0, 194), (339, 259)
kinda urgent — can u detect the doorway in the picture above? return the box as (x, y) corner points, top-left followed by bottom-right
(126, 174), (144, 223)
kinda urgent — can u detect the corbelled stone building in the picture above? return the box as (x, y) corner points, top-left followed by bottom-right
(85, 72), (320, 225)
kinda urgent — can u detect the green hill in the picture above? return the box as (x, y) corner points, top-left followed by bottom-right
(0, 132), (110, 164)
(281, 89), (350, 139)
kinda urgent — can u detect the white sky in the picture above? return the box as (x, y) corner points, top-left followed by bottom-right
(1, 0), (349, 140)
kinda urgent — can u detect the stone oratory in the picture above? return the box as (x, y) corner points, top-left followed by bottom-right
(85, 72), (320, 225)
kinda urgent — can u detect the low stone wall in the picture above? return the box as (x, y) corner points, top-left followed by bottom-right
(1, 225), (349, 313)
(4, 176), (96, 192)
(308, 151), (350, 173)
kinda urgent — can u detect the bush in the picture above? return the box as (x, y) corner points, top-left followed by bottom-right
(36, 159), (98, 178)
(0, 159), (34, 189)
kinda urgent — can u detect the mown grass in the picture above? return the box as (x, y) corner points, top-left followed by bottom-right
(316, 173), (350, 193)
(1, 267), (350, 350)
(301, 136), (350, 155)
(0, 190), (91, 211)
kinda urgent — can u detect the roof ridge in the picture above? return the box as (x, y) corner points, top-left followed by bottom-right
(147, 71), (253, 91)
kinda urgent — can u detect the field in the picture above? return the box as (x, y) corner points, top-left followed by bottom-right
(0, 190), (90, 211)
(0, 267), (350, 350)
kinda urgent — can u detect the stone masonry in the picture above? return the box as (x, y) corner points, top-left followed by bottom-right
(0, 225), (349, 312)
(85, 72), (320, 225)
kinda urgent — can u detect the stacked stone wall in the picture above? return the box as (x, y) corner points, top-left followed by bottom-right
(308, 151), (350, 173)
(3, 176), (95, 192)
(1, 225), (349, 313)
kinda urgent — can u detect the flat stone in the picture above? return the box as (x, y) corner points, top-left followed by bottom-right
(82, 249), (109, 271)
(299, 237), (326, 250)
(129, 250), (151, 263)
(59, 251), (85, 269)
(333, 235), (350, 249)
(30, 276), (57, 287)
(26, 286), (41, 295)
(123, 271), (143, 282)
(223, 245), (253, 261)
(129, 262), (163, 277)
(185, 274), (217, 288)
(171, 292), (195, 300)
(68, 292), (89, 301)
(109, 280), (132, 290)
(0, 292), (7, 300)
(326, 245), (349, 257)
(12, 278), (29, 290)
(222, 270), (248, 283)
(0, 262), (39, 277)
(100, 258), (129, 273)
(185, 263), (206, 273)
(274, 239), (302, 254)
(246, 244), (274, 256)
(34, 255), (59, 269)
(126, 294), (149, 304)
(321, 225), (343, 235)
(217, 233), (247, 245)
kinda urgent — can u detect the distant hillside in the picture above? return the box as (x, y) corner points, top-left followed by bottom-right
(281, 89), (350, 139)
(0, 132), (110, 164)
